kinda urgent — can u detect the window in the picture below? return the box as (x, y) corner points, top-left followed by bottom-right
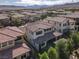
(59, 29), (61, 32)
(36, 31), (42, 35)
(2, 42), (7, 47)
(71, 23), (74, 25)
(63, 29), (68, 32)
(41, 43), (45, 46)
(8, 41), (13, 45)
(31, 32), (34, 35)
(63, 23), (67, 26)
(15, 36), (21, 41)
(59, 23), (61, 26)
(44, 28), (51, 32)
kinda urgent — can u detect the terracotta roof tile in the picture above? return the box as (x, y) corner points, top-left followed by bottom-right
(0, 33), (15, 43)
(0, 43), (30, 59)
(6, 26), (24, 34)
(0, 27), (24, 38)
(25, 20), (55, 32)
(46, 17), (67, 23)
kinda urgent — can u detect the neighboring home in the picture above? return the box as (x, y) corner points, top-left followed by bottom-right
(24, 20), (62, 51)
(58, 13), (79, 31)
(52, 11), (71, 16)
(0, 26), (25, 43)
(19, 16), (76, 51)
(21, 12), (37, 16)
(32, 10), (47, 15)
(21, 12), (41, 22)
(45, 17), (70, 33)
(0, 27), (31, 59)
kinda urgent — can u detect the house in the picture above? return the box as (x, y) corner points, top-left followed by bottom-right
(24, 20), (62, 51)
(58, 13), (78, 31)
(21, 12), (41, 22)
(19, 16), (76, 51)
(52, 11), (71, 15)
(0, 26), (25, 43)
(45, 17), (70, 34)
(0, 27), (31, 59)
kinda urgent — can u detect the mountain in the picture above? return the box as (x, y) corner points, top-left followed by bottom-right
(26, 2), (79, 9)
(0, 2), (79, 10)
(50, 2), (79, 9)
(0, 5), (26, 10)
(25, 5), (50, 9)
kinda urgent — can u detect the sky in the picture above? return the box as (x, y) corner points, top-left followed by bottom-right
(0, 0), (79, 6)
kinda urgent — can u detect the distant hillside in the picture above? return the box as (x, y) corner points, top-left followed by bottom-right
(0, 2), (79, 10)
(20, 2), (79, 9)
(51, 2), (79, 9)
(26, 2), (79, 9)
(0, 5), (26, 10)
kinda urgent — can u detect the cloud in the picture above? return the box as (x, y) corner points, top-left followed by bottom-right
(15, 0), (75, 6)
(0, 0), (79, 6)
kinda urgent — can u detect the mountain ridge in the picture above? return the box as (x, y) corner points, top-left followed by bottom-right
(0, 2), (79, 10)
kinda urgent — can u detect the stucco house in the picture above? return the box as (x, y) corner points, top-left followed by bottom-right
(23, 20), (62, 51)
(0, 27), (31, 59)
(19, 16), (76, 51)
(58, 13), (79, 31)
(45, 17), (70, 34)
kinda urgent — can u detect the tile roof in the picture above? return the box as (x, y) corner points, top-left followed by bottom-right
(22, 12), (37, 16)
(45, 17), (67, 23)
(58, 13), (79, 18)
(6, 26), (24, 34)
(0, 27), (24, 38)
(25, 22), (42, 32)
(25, 20), (54, 32)
(69, 19), (75, 22)
(0, 43), (30, 59)
(0, 33), (15, 43)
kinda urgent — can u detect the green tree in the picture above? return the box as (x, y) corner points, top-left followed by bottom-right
(11, 19), (22, 27)
(40, 52), (49, 59)
(66, 38), (74, 54)
(40, 14), (47, 20)
(56, 38), (69, 59)
(71, 33), (79, 49)
(48, 47), (57, 59)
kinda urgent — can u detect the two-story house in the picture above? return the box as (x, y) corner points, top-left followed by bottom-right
(58, 13), (78, 31)
(0, 27), (31, 59)
(24, 20), (62, 51)
(45, 17), (69, 34)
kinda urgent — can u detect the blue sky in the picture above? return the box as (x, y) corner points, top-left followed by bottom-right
(0, 0), (79, 6)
